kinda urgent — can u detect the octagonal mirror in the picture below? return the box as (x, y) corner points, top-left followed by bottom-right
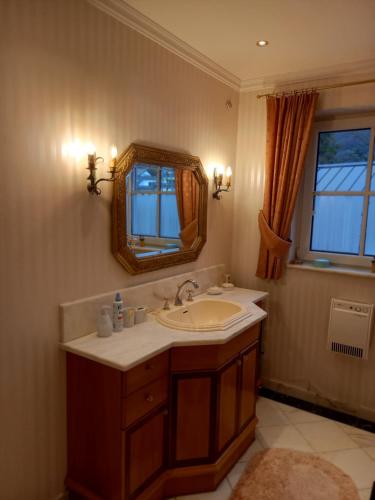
(112, 143), (208, 274)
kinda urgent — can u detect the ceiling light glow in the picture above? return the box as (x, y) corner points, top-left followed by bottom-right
(256, 40), (269, 47)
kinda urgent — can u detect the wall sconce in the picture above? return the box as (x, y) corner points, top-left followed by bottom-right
(87, 144), (118, 195)
(213, 165), (232, 199)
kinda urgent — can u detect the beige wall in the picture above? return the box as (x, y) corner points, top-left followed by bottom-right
(0, 1), (238, 498)
(231, 83), (375, 420)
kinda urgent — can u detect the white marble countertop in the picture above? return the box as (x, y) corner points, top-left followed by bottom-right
(60, 288), (268, 371)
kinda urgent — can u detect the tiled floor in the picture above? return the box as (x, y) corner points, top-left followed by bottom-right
(171, 396), (375, 500)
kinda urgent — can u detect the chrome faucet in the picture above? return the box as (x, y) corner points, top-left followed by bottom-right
(174, 279), (199, 306)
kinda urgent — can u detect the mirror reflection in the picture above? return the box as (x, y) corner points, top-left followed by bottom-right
(126, 163), (199, 259)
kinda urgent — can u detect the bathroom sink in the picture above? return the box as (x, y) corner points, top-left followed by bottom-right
(157, 298), (252, 332)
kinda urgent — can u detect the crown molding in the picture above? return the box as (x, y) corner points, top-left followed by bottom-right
(87, 0), (375, 96)
(240, 58), (375, 93)
(87, 0), (241, 91)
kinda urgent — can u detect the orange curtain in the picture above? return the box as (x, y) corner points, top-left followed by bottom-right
(175, 169), (199, 248)
(256, 92), (319, 280)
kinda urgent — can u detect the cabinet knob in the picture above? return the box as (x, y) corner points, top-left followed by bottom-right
(145, 363), (152, 370)
(145, 393), (154, 403)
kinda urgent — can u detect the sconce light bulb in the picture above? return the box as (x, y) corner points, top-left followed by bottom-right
(86, 142), (96, 155)
(217, 164), (225, 176)
(226, 166), (232, 178)
(110, 145), (118, 159)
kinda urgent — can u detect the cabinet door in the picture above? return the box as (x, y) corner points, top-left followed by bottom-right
(171, 374), (213, 465)
(238, 343), (257, 430)
(216, 358), (239, 453)
(125, 406), (168, 499)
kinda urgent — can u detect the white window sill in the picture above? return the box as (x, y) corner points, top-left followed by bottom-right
(287, 261), (375, 279)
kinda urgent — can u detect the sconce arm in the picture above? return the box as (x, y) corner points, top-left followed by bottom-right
(212, 185), (230, 200)
(212, 166), (232, 200)
(87, 157), (121, 195)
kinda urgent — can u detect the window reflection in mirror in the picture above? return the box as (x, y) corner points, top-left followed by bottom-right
(126, 163), (199, 259)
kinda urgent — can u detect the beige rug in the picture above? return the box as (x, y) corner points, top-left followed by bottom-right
(231, 448), (359, 500)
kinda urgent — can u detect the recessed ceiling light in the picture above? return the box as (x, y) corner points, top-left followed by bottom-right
(256, 40), (269, 47)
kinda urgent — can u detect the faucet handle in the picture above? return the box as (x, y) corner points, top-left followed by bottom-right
(186, 289), (194, 302)
(162, 297), (171, 310)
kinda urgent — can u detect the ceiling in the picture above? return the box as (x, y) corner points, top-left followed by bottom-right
(124, 0), (375, 84)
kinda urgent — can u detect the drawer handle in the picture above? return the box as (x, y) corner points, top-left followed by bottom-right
(145, 363), (153, 370)
(145, 393), (154, 403)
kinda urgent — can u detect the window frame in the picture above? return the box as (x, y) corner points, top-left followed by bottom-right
(126, 164), (181, 240)
(297, 114), (375, 267)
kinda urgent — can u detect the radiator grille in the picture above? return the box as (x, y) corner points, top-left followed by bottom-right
(331, 342), (364, 359)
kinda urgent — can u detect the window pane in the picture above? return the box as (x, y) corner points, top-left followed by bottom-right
(133, 163), (158, 191)
(161, 167), (176, 192)
(311, 195), (363, 254)
(131, 194), (157, 236)
(365, 196), (375, 256)
(160, 194), (180, 238)
(316, 129), (370, 192)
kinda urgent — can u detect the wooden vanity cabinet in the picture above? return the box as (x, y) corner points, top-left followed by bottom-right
(66, 323), (260, 500)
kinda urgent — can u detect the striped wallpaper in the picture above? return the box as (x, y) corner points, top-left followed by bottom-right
(231, 88), (375, 422)
(0, 1), (238, 498)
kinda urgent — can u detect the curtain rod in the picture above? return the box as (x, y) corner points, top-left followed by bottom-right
(256, 77), (375, 99)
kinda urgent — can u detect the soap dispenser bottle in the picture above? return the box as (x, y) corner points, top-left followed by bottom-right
(97, 306), (112, 337)
(113, 292), (124, 332)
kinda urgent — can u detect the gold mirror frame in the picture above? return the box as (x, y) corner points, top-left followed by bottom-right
(112, 143), (208, 274)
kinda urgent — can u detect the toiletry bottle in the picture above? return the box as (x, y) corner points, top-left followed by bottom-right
(97, 306), (112, 337)
(113, 292), (124, 332)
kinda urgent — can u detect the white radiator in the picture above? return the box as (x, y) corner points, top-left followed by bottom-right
(327, 299), (374, 360)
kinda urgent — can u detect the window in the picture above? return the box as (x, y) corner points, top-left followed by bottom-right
(298, 116), (375, 266)
(126, 163), (180, 239)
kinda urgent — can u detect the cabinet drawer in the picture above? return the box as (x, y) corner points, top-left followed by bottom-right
(123, 351), (169, 397)
(123, 377), (168, 428)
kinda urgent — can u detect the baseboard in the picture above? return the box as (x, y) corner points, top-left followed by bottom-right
(261, 380), (375, 430)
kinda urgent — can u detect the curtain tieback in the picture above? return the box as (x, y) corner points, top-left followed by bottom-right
(258, 210), (291, 258)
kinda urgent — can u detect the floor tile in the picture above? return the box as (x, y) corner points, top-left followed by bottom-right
(338, 423), (375, 447)
(320, 448), (375, 489)
(363, 447), (375, 460)
(238, 438), (264, 462)
(283, 408), (326, 425)
(256, 424), (313, 452)
(256, 397), (289, 427)
(176, 478), (231, 500)
(358, 489), (372, 500)
(268, 399), (298, 414)
(227, 461), (247, 489)
(296, 420), (358, 452)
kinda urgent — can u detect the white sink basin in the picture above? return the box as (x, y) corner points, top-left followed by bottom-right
(156, 298), (252, 332)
